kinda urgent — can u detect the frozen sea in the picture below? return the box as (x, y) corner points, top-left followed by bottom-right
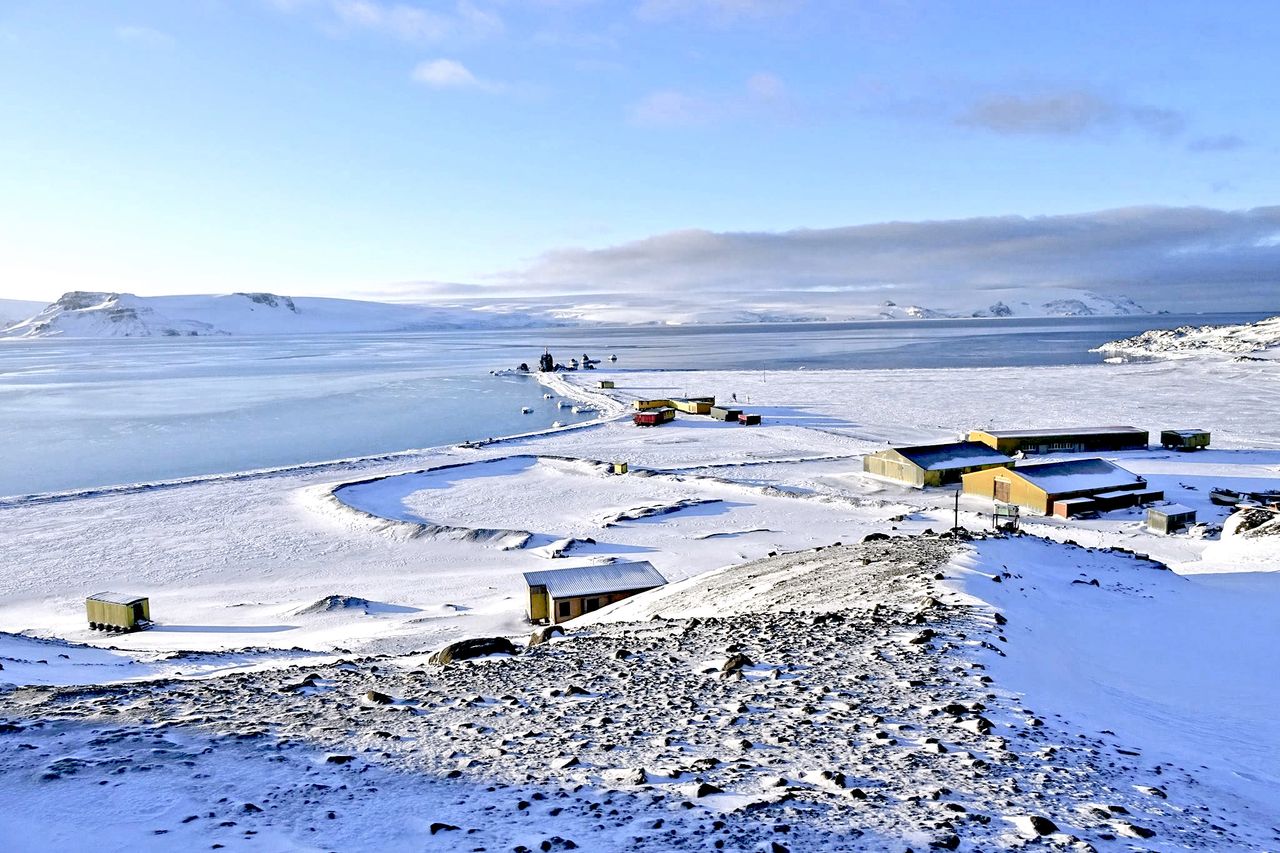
(0, 312), (1268, 497)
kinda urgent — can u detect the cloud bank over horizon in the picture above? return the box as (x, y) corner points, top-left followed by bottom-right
(452, 205), (1280, 314)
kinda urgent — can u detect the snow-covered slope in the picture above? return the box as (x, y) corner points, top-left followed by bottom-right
(0, 298), (46, 330)
(1094, 314), (1280, 360)
(0, 291), (547, 338)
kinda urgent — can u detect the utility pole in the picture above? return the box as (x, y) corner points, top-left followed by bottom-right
(953, 490), (960, 532)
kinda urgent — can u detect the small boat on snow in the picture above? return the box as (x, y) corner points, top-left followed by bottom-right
(520, 406), (533, 414)
(1209, 488), (1243, 506)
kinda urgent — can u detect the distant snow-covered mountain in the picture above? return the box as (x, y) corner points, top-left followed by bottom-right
(0, 292), (547, 339)
(1094, 314), (1280, 360)
(0, 298), (47, 330)
(872, 289), (1146, 321)
(0, 285), (1152, 339)
(520, 286), (1147, 325)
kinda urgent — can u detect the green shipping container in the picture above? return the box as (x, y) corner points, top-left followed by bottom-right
(86, 592), (151, 632)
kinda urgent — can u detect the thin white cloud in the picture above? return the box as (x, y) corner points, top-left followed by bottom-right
(635, 0), (801, 23)
(745, 71), (785, 101)
(411, 58), (503, 92)
(275, 0), (503, 43)
(1188, 133), (1246, 153)
(115, 25), (176, 49)
(628, 89), (710, 126)
(628, 72), (789, 126)
(331, 0), (452, 41)
(956, 90), (1185, 138)
(455, 0), (504, 38)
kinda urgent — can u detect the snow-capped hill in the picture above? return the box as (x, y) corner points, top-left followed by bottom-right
(873, 289), (1147, 321)
(1040, 293), (1146, 316)
(0, 286), (1152, 337)
(0, 291), (549, 338)
(1094, 314), (1280, 360)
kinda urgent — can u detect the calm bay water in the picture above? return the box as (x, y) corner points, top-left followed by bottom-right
(0, 312), (1268, 496)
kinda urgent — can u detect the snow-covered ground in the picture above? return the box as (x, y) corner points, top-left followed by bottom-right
(2, 355), (1278, 850)
(1095, 313), (1280, 360)
(951, 536), (1280, 831)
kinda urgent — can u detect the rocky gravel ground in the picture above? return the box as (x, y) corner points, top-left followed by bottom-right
(0, 537), (1261, 851)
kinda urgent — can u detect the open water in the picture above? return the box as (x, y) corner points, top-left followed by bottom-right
(0, 312), (1268, 496)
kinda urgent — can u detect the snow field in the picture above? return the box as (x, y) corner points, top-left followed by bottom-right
(1, 356), (1278, 849)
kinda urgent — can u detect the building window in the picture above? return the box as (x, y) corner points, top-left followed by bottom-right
(585, 598), (600, 612)
(557, 601), (571, 618)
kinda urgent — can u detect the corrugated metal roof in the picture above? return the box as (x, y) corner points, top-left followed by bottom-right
(87, 591), (147, 605)
(977, 426), (1146, 439)
(1150, 503), (1195, 516)
(1008, 458), (1143, 494)
(889, 441), (1012, 471)
(523, 561), (667, 599)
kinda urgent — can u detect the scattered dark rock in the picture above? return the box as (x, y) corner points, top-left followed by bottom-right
(1115, 821), (1156, 839)
(1024, 815), (1058, 835)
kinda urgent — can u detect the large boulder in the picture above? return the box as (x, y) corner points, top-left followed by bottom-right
(429, 637), (518, 666)
(528, 625), (565, 647)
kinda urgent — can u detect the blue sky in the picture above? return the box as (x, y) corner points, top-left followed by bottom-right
(1, 0), (1277, 304)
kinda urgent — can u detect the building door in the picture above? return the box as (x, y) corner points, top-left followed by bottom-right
(585, 598), (601, 612)
(529, 586), (548, 622)
(131, 602), (146, 625)
(994, 479), (1011, 503)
